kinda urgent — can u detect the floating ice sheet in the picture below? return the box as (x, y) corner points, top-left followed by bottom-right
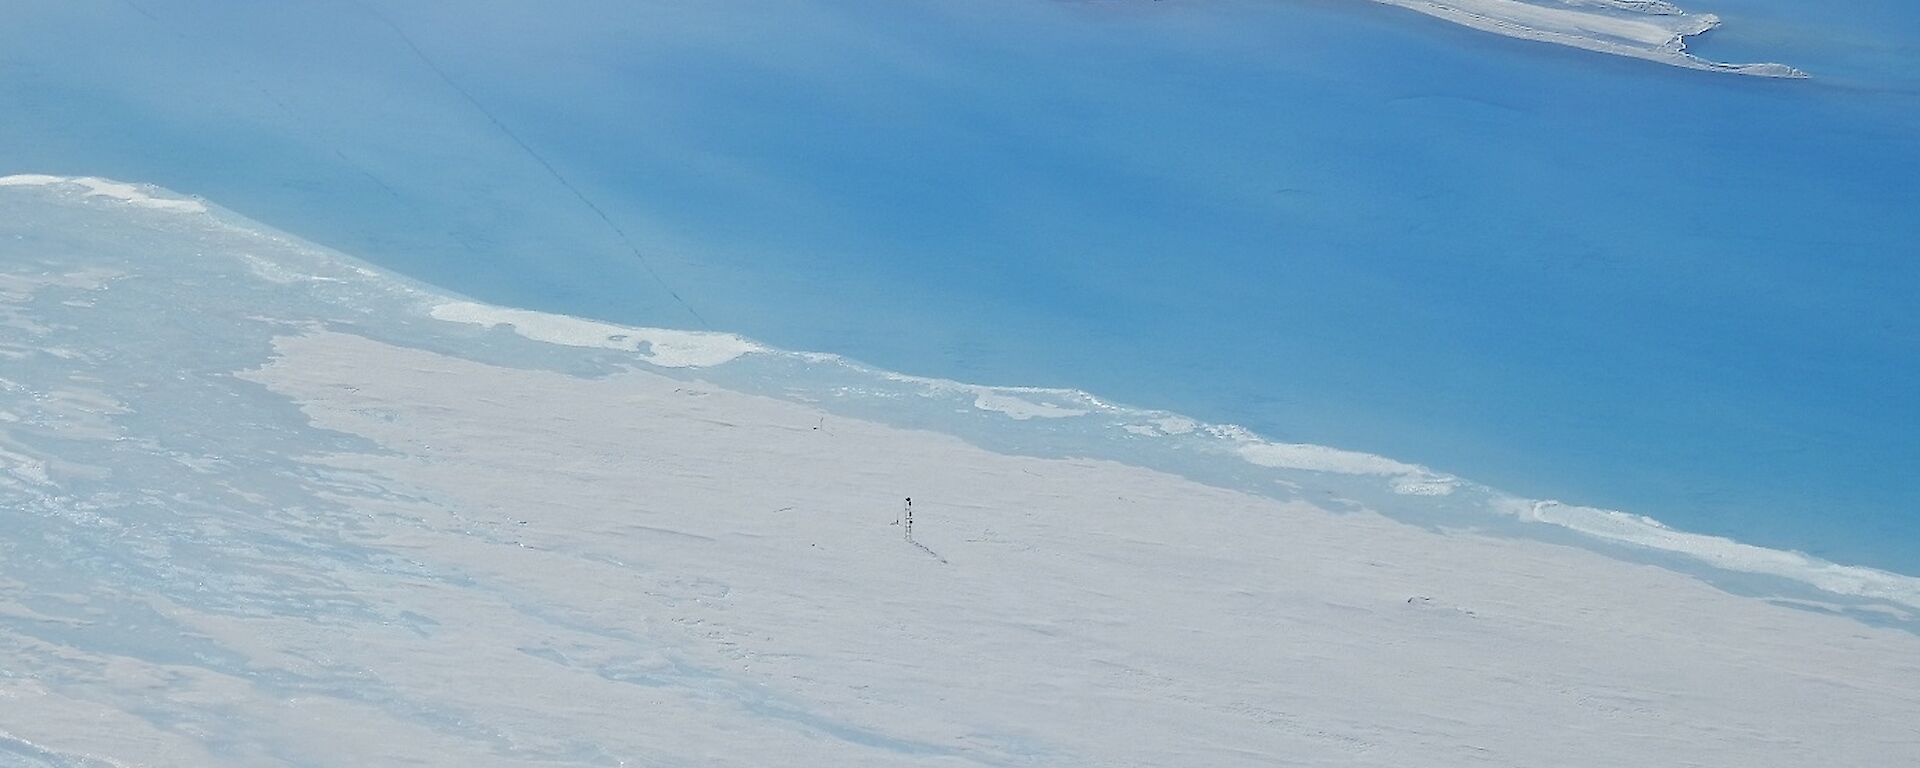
(1371, 0), (1806, 76)
(3, 175), (1915, 765)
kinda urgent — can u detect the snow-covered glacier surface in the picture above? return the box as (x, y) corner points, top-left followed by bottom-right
(4, 176), (1918, 765)
(1372, 0), (1805, 76)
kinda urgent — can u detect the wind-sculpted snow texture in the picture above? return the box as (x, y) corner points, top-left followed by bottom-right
(3, 176), (1916, 765)
(1372, 0), (1807, 76)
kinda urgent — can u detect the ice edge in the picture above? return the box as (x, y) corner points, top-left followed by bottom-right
(1372, 0), (1808, 78)
(11, 172), (1911, 616)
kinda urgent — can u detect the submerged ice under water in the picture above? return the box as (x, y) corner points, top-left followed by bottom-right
(3, 175), (1915, 628)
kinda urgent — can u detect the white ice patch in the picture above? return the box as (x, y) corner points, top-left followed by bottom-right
(428, 301), (759, 368)
(0, 445), (51, 487)
(972, 393), (1088, 420)
(0, 269), (127, 302)
(1370, 0), (1806, 77)
(1153, 416), (1197, 435)
(228, 330), (1920, 767)
(868, 368), (1117, 424)
(0, 174), (209, 213)
(1224, 426), (1461, 496)
(238, 253), (345, 285)
(1124, 416), (1199, 437)
(1503, 499), (1920, 611)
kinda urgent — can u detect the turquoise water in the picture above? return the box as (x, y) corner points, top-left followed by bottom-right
(3, 0), (1916, 572)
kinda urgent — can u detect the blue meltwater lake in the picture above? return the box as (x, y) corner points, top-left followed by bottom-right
(2, 0), (1916, 573)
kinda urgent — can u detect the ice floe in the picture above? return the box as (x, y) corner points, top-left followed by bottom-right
(1371, 0), (1807, 77)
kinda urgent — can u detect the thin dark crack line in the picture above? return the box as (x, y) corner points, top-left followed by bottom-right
(116, 0), (160, 23)
(348, 0), (713, 330)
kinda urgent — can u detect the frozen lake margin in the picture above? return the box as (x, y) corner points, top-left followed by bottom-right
(4, 176), (1916, 764)
(1373, 0), (1807, 77)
